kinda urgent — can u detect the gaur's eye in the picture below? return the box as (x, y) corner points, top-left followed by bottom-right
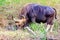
(15, 21), (19, 23)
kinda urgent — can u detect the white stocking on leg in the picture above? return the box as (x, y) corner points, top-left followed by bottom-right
(46, 24), (51, 32)
(50, 24), (54, 32)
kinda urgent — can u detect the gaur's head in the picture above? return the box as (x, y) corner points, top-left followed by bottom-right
(14, 15), (27, 28)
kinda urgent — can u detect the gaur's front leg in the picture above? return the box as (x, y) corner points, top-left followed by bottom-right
(31, 17), (39, 26)
(24, 26), (36, 36)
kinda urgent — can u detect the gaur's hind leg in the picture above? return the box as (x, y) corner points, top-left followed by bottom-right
(46, 16), (54, 32)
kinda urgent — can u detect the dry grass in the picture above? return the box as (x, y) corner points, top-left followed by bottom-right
(0, 30), (32, 40)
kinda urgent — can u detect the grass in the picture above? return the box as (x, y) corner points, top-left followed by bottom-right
(54, 20), (59, 31)
(0, 30), (30, 40)
(29, 23), (46, 40)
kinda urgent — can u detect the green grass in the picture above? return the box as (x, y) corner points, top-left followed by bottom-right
(29, 23), (46, 40)
(0, 0), (60, 6)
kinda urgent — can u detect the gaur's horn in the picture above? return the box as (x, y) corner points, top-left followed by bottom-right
(13, 18), (20, 21)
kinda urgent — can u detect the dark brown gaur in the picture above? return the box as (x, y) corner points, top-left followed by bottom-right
(14, 4), (57, 32)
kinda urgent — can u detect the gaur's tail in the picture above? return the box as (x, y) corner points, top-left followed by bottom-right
(53, 8), (57, 19)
